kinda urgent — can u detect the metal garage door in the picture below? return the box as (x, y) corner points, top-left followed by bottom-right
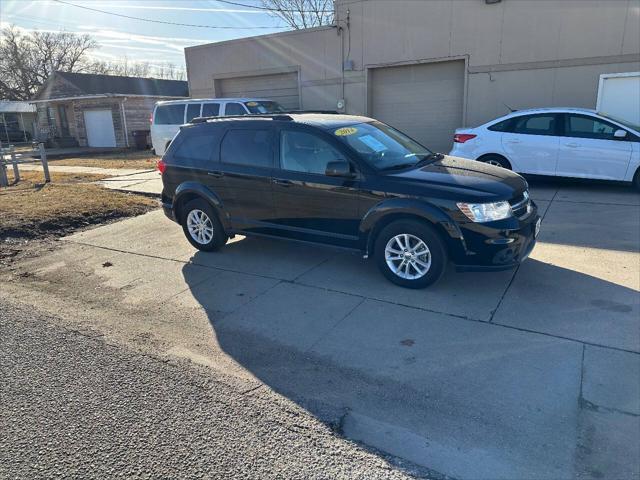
(218, 72), (300, 110)
(370, 60), (465, 153)
(83, 109), (116, 147)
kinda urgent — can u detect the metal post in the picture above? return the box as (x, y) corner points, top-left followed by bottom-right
(10, 145), (19, 182)
(39, 142), (50, 183)
(0, 149), (8, 187)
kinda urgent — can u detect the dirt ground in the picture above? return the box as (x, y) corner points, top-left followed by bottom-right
(51, 150), (158, 170)
(0, 170), (158, 267)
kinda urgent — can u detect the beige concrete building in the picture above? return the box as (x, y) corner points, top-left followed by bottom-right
(185, 0), (640, 152)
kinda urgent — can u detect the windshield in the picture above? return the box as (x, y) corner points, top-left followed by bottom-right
(244, 101), (285, 114)
(331, 121), (432, 170)
(598, 113), (640, 132)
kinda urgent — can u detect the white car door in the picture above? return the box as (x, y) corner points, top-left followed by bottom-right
(557, 113), (633, 180)
(501, 113), (561, 176)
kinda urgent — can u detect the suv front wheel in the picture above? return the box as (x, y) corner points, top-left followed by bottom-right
(374, 219), (448, 288)
(181, 198), (228, 251)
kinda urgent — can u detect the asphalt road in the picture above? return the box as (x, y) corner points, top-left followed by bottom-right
(0, 300), (427, 480)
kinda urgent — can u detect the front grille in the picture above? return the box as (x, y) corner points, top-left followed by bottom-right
(509, 191), (531, 219)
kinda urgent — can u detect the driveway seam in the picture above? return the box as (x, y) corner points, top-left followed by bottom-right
(64, 240), (640, 355)
(305, 296), (367, 354)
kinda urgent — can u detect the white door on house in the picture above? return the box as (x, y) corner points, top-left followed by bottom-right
(84, 109), (116, 147)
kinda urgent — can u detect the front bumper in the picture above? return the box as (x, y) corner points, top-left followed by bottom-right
(452, 204), (540, 272)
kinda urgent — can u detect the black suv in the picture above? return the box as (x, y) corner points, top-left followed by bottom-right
(159, 113), (540, 288)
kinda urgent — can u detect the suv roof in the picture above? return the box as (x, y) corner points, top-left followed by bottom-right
(192, 112), (376, 130)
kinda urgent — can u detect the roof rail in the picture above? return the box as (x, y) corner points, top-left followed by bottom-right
(190, 114), (293, 124)
(283, 110), (340, 115)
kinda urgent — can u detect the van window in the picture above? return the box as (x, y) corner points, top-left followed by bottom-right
(155, 104), (185, 125)
(225, 103), (247, 116)
(186, 104), (201, 122)
(221, 129), (271, 167)
(202, 103), (220, 117)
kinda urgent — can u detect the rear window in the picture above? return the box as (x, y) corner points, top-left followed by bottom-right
(488, 119), (513, 132)
(221, 129), (272, 167)
(171, 127), (221, 168)
(154, 104), (185, 125)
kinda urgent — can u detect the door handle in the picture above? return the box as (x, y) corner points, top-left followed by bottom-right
(564, 143), (579, 148)
(506, 139), (521, 144)
(207, 171), (224, 178)
(272, 178), (293, 187)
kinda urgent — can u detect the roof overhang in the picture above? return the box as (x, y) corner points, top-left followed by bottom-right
(30, 93), (187, 103)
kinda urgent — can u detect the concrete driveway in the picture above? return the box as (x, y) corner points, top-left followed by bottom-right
(13, 181), (640, 479)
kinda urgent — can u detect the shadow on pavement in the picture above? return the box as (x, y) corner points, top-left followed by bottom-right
(181, 244), (640, 479)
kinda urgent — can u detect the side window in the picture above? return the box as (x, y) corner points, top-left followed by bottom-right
(512, 114), (557, 136)
(224, 103), (247, 116)
(171, 128), (220, 168)
(154, 104), (185, 125)
(488, 119), (514, 132)
(186, 103), (202, 122)
(202, 103), (220, 117)
(280, 130), (344, 175)
(565, 115), (617, 140)
(220, 129), (272, 167)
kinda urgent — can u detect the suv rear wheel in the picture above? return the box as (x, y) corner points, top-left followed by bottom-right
(374, 219), (447, 288)
(181, 198), (228, 251)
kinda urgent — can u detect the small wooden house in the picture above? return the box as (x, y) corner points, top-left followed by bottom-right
(32, 72), (188, 148)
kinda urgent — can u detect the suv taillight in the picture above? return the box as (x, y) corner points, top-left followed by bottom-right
(157, 159), (167, 174)
(454, 133), (477, 143)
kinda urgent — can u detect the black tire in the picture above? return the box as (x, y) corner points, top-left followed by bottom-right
(633, 168), (640, 192)
(180, 198), (228, 251)
(480, 154), (511, 170)
(374, 219), (448, 289)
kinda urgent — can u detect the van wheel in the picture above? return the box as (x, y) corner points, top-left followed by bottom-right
(480, 154), (511, 169)
(181, 199), (228, 251)
(374, 220), (447, 289)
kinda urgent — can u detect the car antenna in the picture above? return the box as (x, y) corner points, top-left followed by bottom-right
(503, 103), (517, 112)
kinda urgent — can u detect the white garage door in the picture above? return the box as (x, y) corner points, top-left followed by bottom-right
(84, 109), (116, 147)
(218, 72), (300, 110)
(370, 60), (465, 153)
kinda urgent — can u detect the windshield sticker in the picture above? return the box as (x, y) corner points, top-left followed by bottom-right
(245, 101), (259, 107)
(358, 134), (387, 152)
(335, 127), (358, 136)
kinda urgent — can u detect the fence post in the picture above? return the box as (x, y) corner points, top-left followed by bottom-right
(10, 145), (20, 183)
(39, 143), (50, 183)
(0, 150), (7, 187)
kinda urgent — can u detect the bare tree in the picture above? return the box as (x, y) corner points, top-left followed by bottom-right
(261, 0), (334, 29)
(0, 26), (99, 100)
(0, 26), (186, 100)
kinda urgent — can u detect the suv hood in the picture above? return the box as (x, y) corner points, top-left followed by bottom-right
(388, 155), (526, 201)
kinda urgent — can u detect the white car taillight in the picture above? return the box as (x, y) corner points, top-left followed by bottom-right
(453, 133), (477, 143)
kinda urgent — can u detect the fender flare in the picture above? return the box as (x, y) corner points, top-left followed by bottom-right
(173, 182), (230, 231)
(359, 198), (464, 254)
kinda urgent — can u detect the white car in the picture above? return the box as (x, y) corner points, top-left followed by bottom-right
(151, 98), (285, 156)
(449, 108), (640, 189)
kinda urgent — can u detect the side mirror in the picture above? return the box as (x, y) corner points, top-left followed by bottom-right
(325, 160), (355, 178)
(614, 129), (627, 139)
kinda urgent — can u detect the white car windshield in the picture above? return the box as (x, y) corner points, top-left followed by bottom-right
(332, 121), (433, 170)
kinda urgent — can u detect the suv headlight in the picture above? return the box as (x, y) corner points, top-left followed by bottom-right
(457, 201), (512, 222)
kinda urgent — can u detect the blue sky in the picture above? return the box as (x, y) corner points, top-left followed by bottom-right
(0, 0), (290, 71)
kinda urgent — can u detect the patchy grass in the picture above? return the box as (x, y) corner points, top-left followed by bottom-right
(1, 170), (158, 242)
(51, 150), (158, 170)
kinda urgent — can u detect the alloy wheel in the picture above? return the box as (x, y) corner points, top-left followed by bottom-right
(186, 209), (214, 245)
(384, 233), (432, 280)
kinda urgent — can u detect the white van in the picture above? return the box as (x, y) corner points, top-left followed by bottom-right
(150, 98), (286, 156)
